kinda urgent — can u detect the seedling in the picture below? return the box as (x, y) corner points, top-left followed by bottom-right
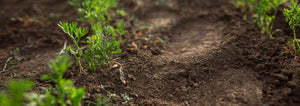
(232, 0), (258, 19)
(0, 79), (34, 106)
(0, 55), (110, 105)
(96, 95), (110, 106)
(253, 0), (287, 36)
(43, 55), (85, 106)
(58, 22), (88, 71)
(121, 93), (132, 105)
(26, 87), (56, 106)
(233, 0), (257, 12)
(85, 21), (127, 72)
(233, 0), (286, 35)
(284, 0), (300, 55)
(61, 0), (128, 72)
(70, 0), (118, 26)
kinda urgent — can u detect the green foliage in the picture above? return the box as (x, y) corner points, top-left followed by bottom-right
(233, 0), (287, 36)
(84, 20), (126, 72)
(43, 55), (85, 106)
(0, 79), (33, 106)
(253, 0), (287, 36)
(58, 22), (88, 45)
(96, 95), (110, 106)
(83, 32), (121, 72)
(121, 93), (132, 105)
(116, 9), (127, 17)
(233, 0), (258, 13)
(116, 20), (128, 35)
(284, 0), (300, 55)
(69, 0), (81, 8)
(69, 0), (118, 26)
(59, 21), (126, 72)
(58, 22), (88, 71)
(0, 55), (109, 106)
(62, 0), (128, 72)
(26, 88), (56, 106)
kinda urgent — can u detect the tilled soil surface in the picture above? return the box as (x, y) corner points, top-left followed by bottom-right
(0, 0), (300, 105)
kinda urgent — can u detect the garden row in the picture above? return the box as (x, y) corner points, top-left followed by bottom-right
(0, 0), (128, 105)
(233, 0), (300, 54)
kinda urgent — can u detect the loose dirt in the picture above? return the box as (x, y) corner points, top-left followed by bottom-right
(0, 0), (299, 105)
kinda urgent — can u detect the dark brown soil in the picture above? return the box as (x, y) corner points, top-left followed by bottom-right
(0, 0), (300, 105)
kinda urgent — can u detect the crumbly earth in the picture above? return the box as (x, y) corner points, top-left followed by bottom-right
(0, 0), (299, 105)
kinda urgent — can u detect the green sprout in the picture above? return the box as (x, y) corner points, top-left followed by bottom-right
(58, 22), (88, 72)
(253, 0), (287, 36)
(121, 93), (132, 105)
(43, 55), (85, 106)
(83, 20), (126, 72)
(96, 95), (110, 106)
(70, 0), (118, 26)
(61, 0), (128, 72)
(0, 79), (34, 106)
(233, 0), (257, 12)
(0, 55), (111, 106)
(284, 0), (300, 55)
(232, 0), (258, 19)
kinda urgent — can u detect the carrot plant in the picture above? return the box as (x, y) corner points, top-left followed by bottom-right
(233, 0), (287, 36)
(233, 0), (257, 12)
(284, 0), (300, 55)
(0, 55), (111, 105)
(58, 22), (88, 72)
(42, 55), (85, 106)
(60, 0), (127, 72)
(253, 0), (287, 36)
(69, 0), (118, 26)
(232, 0), (258, 19)
(0, 79), (34, 106)
(0, 55), (86, 106)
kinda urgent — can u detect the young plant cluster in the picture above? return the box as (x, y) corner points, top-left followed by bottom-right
(233, 0), (287, 36)
(1, 0), (128, 105)
(0, 55), (99, 106)
(284, 0), (300, 55)
(234, 0), (300, 55)
(233, 0), (257, 16)
(60, 0), (127, 72)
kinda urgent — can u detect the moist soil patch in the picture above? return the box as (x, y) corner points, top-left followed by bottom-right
(0, 0), (300, 105)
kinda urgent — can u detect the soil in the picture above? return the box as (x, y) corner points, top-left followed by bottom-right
(0, 0), (300, 105)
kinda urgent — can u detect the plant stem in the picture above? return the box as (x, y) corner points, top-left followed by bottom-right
(294, 29), (297, 39)
(78, 60), (83, 72)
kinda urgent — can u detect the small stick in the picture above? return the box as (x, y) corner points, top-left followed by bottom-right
(1, 57), (13, 73)
(113, 62), (126, 84)
(57, 40), (68, 55)
(57, 40), (90, 55)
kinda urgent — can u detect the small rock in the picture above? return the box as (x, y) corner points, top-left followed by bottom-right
(271, 73), (288, 81)
(86, 93), (90, 97)
(193, 83), (199, 87)
(131, 42), (138, 49)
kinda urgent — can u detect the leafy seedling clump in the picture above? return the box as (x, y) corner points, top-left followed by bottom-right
(58, 22), (88, 71)
(233, 0), (287, 36)
(60, 0), (127, 72)
(0, 55), (98, 106)
(253, 0), (287, 36)
(284, 0), (300, 55)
